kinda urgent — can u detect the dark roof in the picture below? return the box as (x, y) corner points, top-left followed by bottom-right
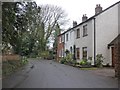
(108, 34), (120, 47)
(58, 1), (120, 36)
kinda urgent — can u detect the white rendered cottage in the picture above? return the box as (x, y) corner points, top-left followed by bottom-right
(58, 1), (120, 66)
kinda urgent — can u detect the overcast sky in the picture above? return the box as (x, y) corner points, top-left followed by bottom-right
(35, 0), (119, 29)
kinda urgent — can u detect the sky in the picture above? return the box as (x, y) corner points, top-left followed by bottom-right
(34, 0), (120, 48)
(35, 0), (119, 29)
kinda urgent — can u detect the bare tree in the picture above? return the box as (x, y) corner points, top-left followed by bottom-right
(40, 4), (68, 42)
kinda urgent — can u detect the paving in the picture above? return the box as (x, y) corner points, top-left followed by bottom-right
(89, 67), (115, 78)
(2, 59), (118, 88)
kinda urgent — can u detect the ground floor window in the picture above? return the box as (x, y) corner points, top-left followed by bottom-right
(70, 47), (72, 54)
(76, 48), (80, 59)
(82, 47), (87, 60)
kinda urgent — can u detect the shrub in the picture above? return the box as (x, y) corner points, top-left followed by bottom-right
(79, 59), (87, 65)
(71, 60), (77, 66)
(95, 54), (104, 67)
(60, 57), (67, 64)
(65, 49), (70, 55)
(66, 54), (73, 62)
(40, 51), (49, 59)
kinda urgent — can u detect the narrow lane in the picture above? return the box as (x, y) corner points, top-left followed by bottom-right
(4, 60), (118, 88)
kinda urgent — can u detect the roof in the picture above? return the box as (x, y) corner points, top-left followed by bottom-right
(108, 34), (120, 47)
(58, 1), (120, 36)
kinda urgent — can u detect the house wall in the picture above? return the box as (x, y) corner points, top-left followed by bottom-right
(64, 30), (75, 55)
(74, 20), (94, 63)
(95, 4), (119, 65)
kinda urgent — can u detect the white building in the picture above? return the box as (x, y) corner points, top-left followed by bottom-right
(58, 1), (120, 66)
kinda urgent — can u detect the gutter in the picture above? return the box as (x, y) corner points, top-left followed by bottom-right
(93, 18), (96, 65)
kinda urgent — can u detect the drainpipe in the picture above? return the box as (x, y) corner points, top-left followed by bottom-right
(93, 18), (96, 66)
(73, 45), (76, 60)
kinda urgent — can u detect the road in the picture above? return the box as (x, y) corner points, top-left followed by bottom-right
(3, 59), (118, 88)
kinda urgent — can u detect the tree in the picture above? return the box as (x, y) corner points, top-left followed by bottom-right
(2, 2), (68, 57)
(39, 4), (68, 50)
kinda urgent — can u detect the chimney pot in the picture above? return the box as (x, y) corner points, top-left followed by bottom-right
(95, 4), (102, 14)
(73, 21), (77, 27)
(82, 14), (88, 22)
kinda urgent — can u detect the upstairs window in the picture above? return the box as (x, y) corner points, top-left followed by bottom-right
(76, 29), (80, 38)
(61, 35), (64, 42)
(82, 47), (87, 60)
(66, 34), (68, 41)
(83, 25), (88, 37)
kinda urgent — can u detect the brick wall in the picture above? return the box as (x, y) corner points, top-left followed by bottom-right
(57, 35), (64, 62)
(114, 38), (120, 78)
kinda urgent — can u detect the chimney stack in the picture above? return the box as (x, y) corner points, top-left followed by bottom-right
(82, 14), (88, 22)
(95, 4), (102, 14)
(73, 21), (77, 27)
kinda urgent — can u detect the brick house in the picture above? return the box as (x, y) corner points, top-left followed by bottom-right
(57, 34), (64, 61)
(108, 34), (120, 77)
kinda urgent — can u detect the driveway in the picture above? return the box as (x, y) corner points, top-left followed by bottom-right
(3, 59), (118, 88)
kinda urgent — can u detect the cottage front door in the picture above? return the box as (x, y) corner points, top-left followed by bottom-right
(111, 47), (115, 67)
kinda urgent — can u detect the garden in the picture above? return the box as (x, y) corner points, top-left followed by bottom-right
(60, 53), (105, 69)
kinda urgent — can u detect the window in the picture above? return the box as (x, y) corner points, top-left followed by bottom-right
(83, 25), (88, 37)
(61, 35), (64, 42)
(76, 29), (80, 38)
(66, 34), (68, 41)
(82, 47), (87, 60)
(76, 48), (80, 59)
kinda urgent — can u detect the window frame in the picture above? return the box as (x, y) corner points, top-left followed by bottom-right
(83, 24), (88, 37)
(66, 33), (68, 41)
(82, 47), (87, 60)
(76, 48), (80, 59)
(76, 28), (80, 39)
(61, 35), (64, 42)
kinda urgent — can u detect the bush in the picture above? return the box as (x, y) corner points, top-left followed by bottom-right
(66, 54), (73, 62)
(40, 51), (49, 59)
(95, 54), (104, 67)
(71, 60), (77, 66)
(79, 59), (87, 65)
(79, 59), (91, 66)
(60, 57), (67, 64)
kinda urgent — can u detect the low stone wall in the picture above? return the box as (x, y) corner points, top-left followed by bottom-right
(2, 54), (21, 61)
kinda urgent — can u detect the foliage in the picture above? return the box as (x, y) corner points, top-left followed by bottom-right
(88, 56), (92, 60)
(40, 51), (49, 59)
(95, 54), (104, 67)
(3, 57), (28, 76)
(65, 49), (70, 55)
(21, 56), (28, 65)
(60, 54), (77, 65)
(60, 57), (67, 64)
(2, 2), (68, 57)
(79, 59), (87, 65)
(79, 59), (91, 66)
(65, 54), (73, 62)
